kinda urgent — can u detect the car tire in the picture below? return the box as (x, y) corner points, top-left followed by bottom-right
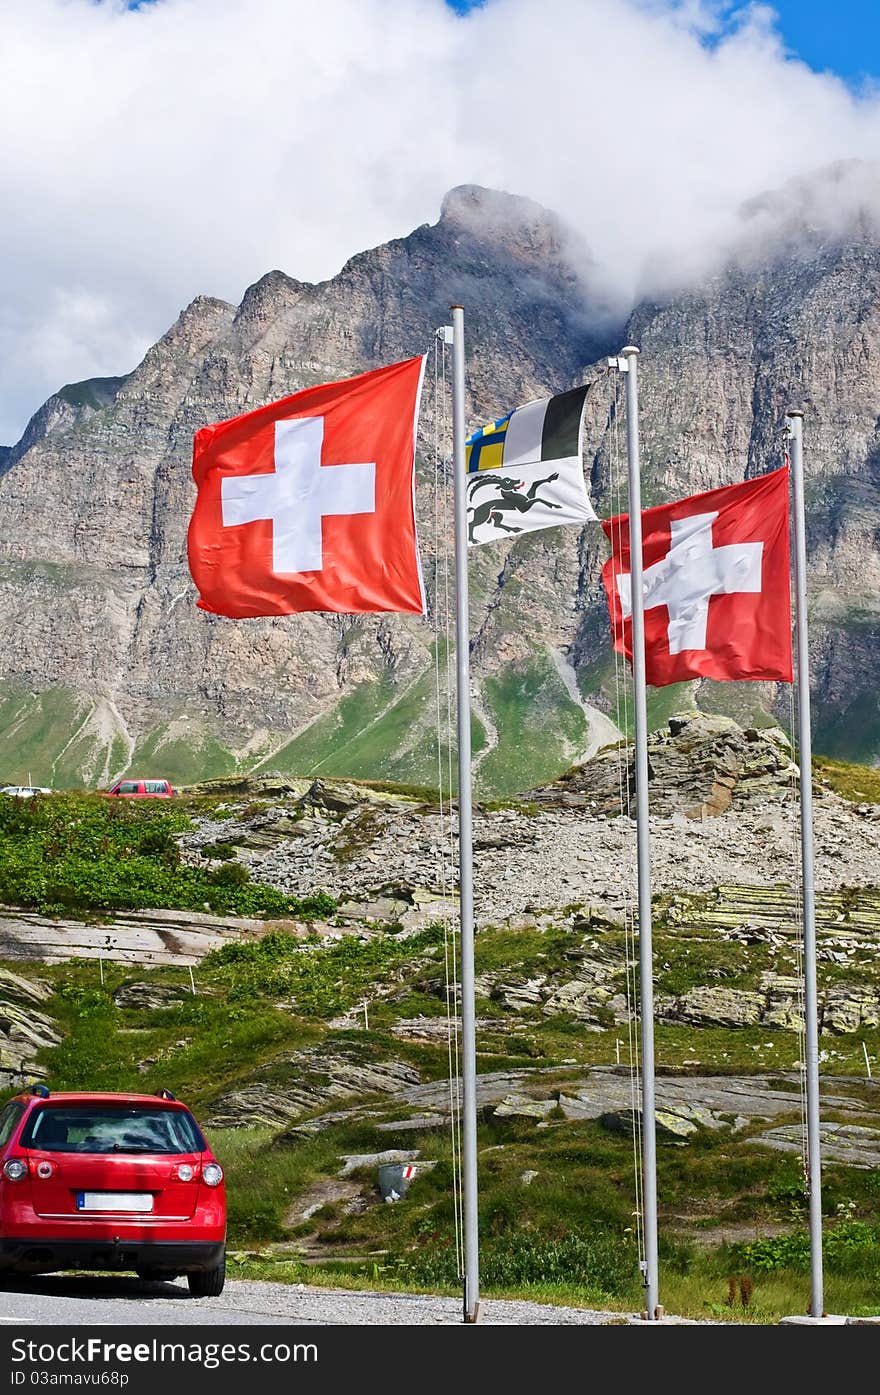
(187, 1253), (225, 1297)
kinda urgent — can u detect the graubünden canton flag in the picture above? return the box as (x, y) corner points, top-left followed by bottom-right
(601, 465), (792, 686)
(187, 356), (427, 617)
(464, 385), (597, 546)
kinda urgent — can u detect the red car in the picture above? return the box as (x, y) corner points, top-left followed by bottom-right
(0, 1086), (226, 1295)
(104, 779), (174, 798)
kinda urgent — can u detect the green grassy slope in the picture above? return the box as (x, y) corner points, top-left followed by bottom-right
(1, 617), (877, 796)
(477, 654), (588, 796)
(0, 687), (84, 787)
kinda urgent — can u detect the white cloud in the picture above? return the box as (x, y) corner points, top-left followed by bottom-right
(1, 0), (880, 442)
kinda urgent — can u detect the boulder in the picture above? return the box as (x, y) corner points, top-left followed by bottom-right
(114, 982), (193, 1011)
(492, 1094), (557, 1120)
(657, 986), (764, 1028)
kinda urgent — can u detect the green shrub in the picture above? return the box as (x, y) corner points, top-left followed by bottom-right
(733, 1215), (880, 1278)
(396, 1227), (640, 1300)
(137, 829), (180, 864)
(208, 862), (250, 887)
(0, 792), (336, 921)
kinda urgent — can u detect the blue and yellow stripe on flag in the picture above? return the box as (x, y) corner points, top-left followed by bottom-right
(465, 413), (512, 473)
(464, 384), (589, 474)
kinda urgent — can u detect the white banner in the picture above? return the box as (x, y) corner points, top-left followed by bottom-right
(466, 455), (597, 547)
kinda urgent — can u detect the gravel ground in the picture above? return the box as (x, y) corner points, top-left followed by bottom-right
(199, 1280), (636, 1325)
(0, 1275), (706, 1325)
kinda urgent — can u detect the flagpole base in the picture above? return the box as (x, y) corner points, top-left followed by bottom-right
(779, 1314), (847, 1324)
(463, 1302), (483, 1324)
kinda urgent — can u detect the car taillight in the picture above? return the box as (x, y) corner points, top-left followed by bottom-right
(35, 1161), (54, 1179)
(201, 1163), (223, 1187)
(3, 1159), (26, 1181)
(176, 1164), (194, 1181)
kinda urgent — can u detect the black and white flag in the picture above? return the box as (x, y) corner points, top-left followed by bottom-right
(465, 385), (597, 546)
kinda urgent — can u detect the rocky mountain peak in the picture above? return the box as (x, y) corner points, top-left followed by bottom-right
(129, 293), (236, 377)
(1, 373), (131, 474)
(233, 270), (309, 327)
(164, 293), (236, 339)
(440, 183), (570, 250)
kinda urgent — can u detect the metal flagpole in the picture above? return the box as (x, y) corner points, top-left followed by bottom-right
(617, 345), (660, 1319)
(786, 409), (825, 1319)
(450, 304), (480, 1323)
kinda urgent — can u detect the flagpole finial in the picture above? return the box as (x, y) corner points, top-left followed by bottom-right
(621, 345), (640, 356)
(785, 409), (805, 418)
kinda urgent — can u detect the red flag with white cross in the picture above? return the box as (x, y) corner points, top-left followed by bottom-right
(187, 356), (427, 617)
(601, 465), (793, 686)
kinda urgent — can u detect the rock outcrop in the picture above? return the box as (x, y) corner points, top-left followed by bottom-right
(174, 716), (880, 927)
(528, 712), (799, 818)
(0, 967), (60, 1089)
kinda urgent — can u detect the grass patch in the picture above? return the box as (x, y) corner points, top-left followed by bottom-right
(0, 792), (336, 919)
(126, 723), (239, 787)
(56, 375), (127, 410)
(813, 755), (880, 804)
(206, 925), (445, 1019)
(477, 654), (588, 796)
(0, 686), (84, 788)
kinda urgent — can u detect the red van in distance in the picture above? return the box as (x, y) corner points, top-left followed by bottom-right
(104, 779), (174, 798)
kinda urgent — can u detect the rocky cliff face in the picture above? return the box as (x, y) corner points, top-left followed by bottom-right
(0, 175), (878, 793)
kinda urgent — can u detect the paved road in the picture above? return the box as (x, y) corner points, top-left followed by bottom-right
(0, 1274), (637, 1326)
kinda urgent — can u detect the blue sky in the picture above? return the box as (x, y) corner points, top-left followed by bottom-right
(446, 0), (880, 85)
(766, 0), (880, 83)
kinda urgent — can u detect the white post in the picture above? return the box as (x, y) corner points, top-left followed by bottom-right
(786, 410), (824, 1319)
(450, 305), (480, 1324)
(617, 346), (660, 1319)
(863, 1043), (872, 1080)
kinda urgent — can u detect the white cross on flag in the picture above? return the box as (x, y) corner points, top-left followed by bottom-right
(601, 466), (793, 686)
(187, 357), (427, 617)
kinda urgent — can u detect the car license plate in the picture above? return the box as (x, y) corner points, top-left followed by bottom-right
(77, 1192), (154, 1212)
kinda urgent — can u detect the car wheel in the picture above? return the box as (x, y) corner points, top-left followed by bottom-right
(187, 1253), (225, 1297)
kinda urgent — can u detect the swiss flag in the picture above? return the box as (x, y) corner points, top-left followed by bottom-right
(601, 466), (793, 686)
(187, 356), (427, 617)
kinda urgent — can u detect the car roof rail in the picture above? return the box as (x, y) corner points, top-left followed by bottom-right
(157, 1089), (176, 1101)
(29, 1084), (50, 1097)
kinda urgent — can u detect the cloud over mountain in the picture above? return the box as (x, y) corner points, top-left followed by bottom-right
(3, 0), (880, 443)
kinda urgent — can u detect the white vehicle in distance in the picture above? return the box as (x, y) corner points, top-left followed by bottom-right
(0, 785), (52, 798)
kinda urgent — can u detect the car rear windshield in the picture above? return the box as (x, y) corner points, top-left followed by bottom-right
(20, 1106), (206, 1155)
